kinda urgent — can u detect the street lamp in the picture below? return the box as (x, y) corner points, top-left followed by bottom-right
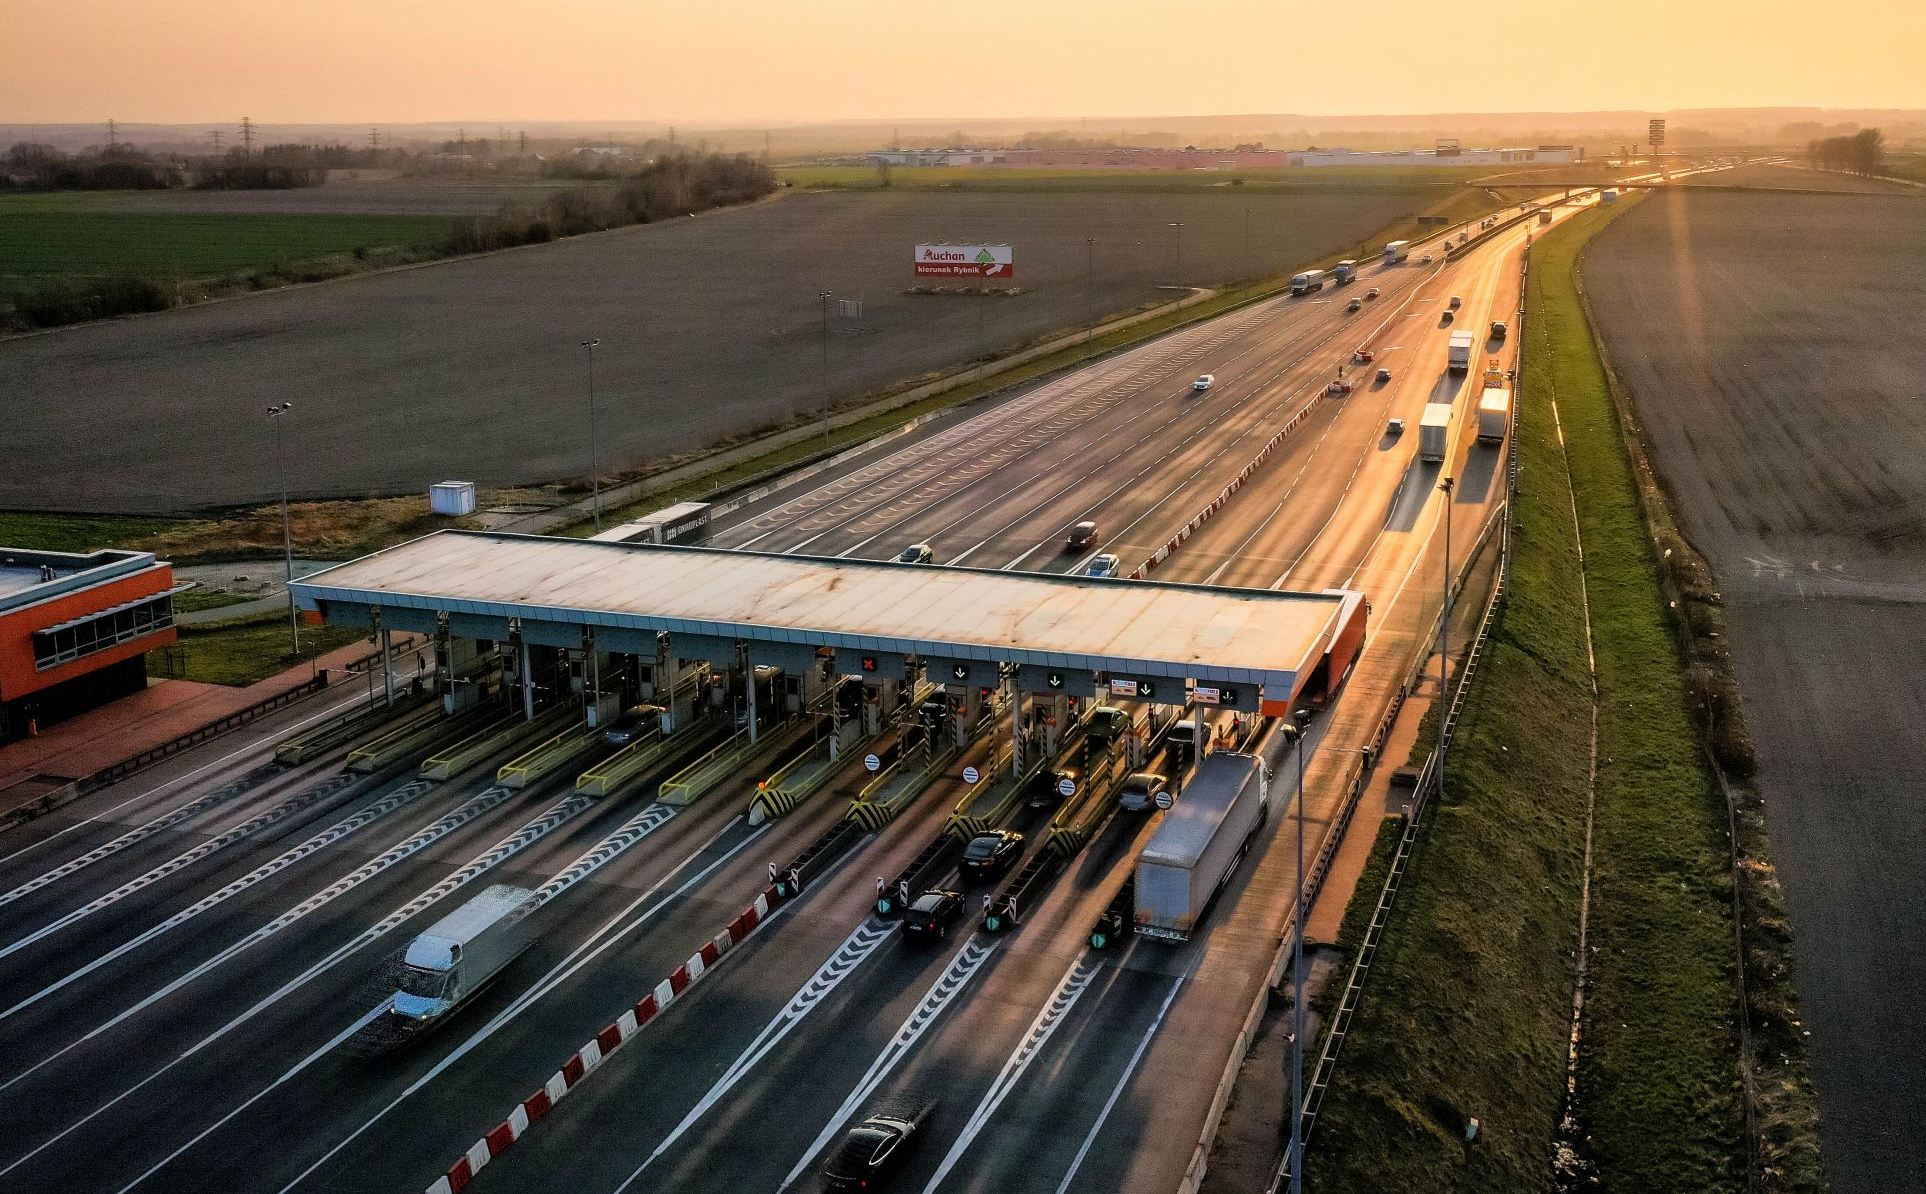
(266, 402), (299, 656)
(1168, 221), (1185, 287)
(1084, 237), (1096, 359)
(1279, 716), (1310, 1194)
(580, 338), (602, 531)
(819, 290), (833, 445)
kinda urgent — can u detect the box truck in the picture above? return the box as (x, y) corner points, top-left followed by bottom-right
(1419, 404), (1453, 462)
(1448, 332), (1476, 371)
(590, 501), (711, 546)
(1133, 752), (1269, 942)
(1382, 239), (1410, 265)
(1477, 389), (1512, 443)
(1290, 269), (1327, 295)
(386, 885), (539, 1032)
(1332, 260), (1357, 284)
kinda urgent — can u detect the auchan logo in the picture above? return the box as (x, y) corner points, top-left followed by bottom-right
(913, 243), (1014, 278)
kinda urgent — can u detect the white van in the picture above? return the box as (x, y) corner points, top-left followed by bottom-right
(1192, 374), (1214, 392)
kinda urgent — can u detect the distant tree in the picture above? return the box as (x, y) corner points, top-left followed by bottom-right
(1808, 127), (1885, 175)
(876, 158), (893, 188)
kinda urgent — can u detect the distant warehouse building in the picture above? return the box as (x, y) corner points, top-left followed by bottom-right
(0, 548), (179, 740)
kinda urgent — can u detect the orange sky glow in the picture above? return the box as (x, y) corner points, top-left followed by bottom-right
(3, 0), (1923, 124)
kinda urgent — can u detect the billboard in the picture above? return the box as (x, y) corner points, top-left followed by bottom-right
(914, 243), (1014, 278)
(1647, 118), (1666, 147)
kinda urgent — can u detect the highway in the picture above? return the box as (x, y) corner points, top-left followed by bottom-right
(0, 193), (1575, 1194)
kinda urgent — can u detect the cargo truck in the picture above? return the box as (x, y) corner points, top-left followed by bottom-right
(386, 885), (539, 1033)
(1382, 239), (1410, 265)
(1418, 404), (1452, 462)
(1477, 389), (1511, 443)
(1289, 269), (1327, 295)
(1133, 752), (1269, 942)
(1448, 332), (1476, 371)
(590, 501), (711, 546)
(1600, 189), (1619, 203)
(1332, 260), (1356, 284)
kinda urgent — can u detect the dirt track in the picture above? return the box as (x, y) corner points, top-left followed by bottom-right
(1585, 188), (1926, 1194)
(1, 186), (1419, 511)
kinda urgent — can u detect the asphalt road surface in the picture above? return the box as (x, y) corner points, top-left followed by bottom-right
(0, 199), (1560, 1194)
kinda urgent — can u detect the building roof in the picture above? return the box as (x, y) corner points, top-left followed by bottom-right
(294, 531), (1357, 691)
(0, 547), (167, 613)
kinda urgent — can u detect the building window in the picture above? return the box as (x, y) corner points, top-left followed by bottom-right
(31, 594), (175, 670)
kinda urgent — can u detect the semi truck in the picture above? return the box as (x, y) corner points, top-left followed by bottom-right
(1600, 189), (1619, 203)
(1418, 404), (1452, 462)
(1448, 332), (1476, 371)
(1290, 269), (1327, 295)
(590, 501), (712, 546)
(1133, 752), (1269, 942)
(1477, 389), (1512, 443)
(1332, 260), (1357, 284)
(386, 885), (540, 1033)
(1382, 239), (1410, 265)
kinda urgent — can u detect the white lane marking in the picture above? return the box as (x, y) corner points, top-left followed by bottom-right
(920, 959), (1099, 1192)
(110, 999), (395, 1194)
(1051, 974), (1185, 1194)
(272, 815), (759, 1194)
(0, 778), (437, 1023)
(612, 918), (897, 1190)
(0, 770), (266, 903)
(0, 685), (369, 869)
(0, 793), (593, 1175)
(0, 771), (362, 960)
(774, 936), (997, 1194)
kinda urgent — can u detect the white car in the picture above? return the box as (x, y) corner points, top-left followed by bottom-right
(1086, 553), (1122, 579)
(1192, 374), (1214, 392)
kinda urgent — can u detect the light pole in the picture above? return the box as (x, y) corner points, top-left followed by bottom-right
(818, 290), (833, 445)
(581, 338), (602, 531)
(1280, 717), (1309, 1194)
(266, 402), (299, 656)
(1084, 237), (1096, 359)
(1439, 474), (1455, 798)
(1168, 221), (1185, 287)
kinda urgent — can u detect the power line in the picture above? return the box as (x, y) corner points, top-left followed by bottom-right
(239, 116), (254, 157)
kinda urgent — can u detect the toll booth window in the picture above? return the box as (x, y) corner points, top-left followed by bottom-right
(32, 593), (175, 670)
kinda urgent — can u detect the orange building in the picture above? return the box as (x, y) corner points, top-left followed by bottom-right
(0, 547), (178, 740)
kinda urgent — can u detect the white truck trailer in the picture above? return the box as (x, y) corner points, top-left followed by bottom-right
(1448, 332), (1476, 372)
(1418, 404), (1453, 462)
(1332, 260), (1357, 284)
(1290, 269), (1327, 295)
(590, 501), (712, 546)
(1477, 388), (1512, 443)
(1382, 239), (1411, 264)
(1133, 752), (1270, 942)
(387, 885), (539, 1032)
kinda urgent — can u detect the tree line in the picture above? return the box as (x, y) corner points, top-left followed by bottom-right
(2, 141), (326, 191)
(1807, 128), (1885, 175)
(447, 151), (776, 252)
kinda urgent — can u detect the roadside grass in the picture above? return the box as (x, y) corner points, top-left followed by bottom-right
(0, 511), (196, 554)
(1307, 199), (1748, 1194)
(154, 610), (363, 687)
(0, 205), (454, 286)
(170, 588), (257, 615)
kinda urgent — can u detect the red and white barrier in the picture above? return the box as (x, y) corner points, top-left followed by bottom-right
(425, 885), (788, 1194)
(1127, 389), (1327, 581)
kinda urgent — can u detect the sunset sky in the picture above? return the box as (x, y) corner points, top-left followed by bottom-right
(4, 0), (1923, 124)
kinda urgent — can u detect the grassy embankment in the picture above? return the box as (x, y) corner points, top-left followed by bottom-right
(1307, 199), (1753, 1194)
(156, 614), (365, 687)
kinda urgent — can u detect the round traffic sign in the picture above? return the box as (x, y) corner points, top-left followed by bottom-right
(864, 753), (881, 772)
(1154, 790), (1174, 810)
(1057, 777), (1077, 797)
(962, 766), (981, 784)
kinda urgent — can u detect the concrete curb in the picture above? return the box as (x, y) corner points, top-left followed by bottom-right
(424, 883), (789, 1194)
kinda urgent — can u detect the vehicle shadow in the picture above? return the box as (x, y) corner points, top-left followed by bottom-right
(1455, 443), (1500, 504)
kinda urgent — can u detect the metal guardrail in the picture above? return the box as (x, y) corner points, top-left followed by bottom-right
(496, 713), (601, 788)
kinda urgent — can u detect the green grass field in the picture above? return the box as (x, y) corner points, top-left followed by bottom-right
(154, 611), (363, 687)
(0, 511), (195, 553)
(1307, 200), (1748, 1194)
(0, 198), (454, 288)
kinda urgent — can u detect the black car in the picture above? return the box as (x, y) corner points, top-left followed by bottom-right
(601, 705), (659, 747)
(960, 830), (1024, 879)
(821, 1104), (935, 1192)
(1064, 520), (1099, 553)
(1026, 766), (1081, 810)
(901, 889), (964, 940)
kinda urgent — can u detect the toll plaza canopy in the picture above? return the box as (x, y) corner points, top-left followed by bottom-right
(293, 532), (1363, 704)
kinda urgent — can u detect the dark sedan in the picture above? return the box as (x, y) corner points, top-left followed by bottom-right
(901, 889), (964, 941)
(821, 1103), (936, 1192)
(960, 830), (1024, 879)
